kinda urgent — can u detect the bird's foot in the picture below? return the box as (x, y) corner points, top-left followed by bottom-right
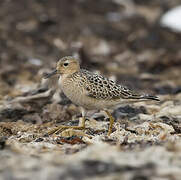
(47, 125), (86, 135)
(47, 117), (86, 136)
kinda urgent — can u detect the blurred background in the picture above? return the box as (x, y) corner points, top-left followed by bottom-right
(1, 1), (181, 180)
(0, 0), (181, 100)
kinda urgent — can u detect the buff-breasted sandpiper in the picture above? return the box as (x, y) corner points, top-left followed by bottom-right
(44, 56), (159, 136)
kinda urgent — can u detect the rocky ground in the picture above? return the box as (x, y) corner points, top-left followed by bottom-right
(0, 0), (181, 180)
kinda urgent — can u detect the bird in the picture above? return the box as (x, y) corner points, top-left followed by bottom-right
(44, 56), (159, 136)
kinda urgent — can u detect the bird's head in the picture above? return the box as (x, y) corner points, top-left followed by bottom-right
(44, 56), (80, 79)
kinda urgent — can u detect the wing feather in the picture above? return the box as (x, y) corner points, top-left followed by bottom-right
(81, 69), (137, 100)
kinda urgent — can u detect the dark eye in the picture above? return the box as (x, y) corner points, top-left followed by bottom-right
(63, 63), (69, 67)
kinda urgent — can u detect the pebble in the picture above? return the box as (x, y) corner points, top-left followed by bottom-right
(160, 6), (181, 32)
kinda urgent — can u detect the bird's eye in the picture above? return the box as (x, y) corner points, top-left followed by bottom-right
(63, 63), (69, 67)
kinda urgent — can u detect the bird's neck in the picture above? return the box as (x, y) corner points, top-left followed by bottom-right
(58, 71), (78, 84)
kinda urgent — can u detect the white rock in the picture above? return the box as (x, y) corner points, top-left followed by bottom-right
(28, 58), (42, 66)
(138, 114), (153, 121)
(160, 6), (181, 32)
(92, 40), (110, 55)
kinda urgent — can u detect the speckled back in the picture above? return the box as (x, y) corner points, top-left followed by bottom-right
(70, 69), (140, 100)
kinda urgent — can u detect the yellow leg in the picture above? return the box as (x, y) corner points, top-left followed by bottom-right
(104, 110), (114, 136)
(47, 107), (86, 135)
(48, 117), (86, 135)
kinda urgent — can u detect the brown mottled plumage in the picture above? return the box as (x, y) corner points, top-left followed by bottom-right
(44, 56), (159, 135)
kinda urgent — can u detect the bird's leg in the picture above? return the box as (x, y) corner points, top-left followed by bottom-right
(78, 107), (86, 129)
(47, 107), (86, 135)
(104, 110), (114, 136)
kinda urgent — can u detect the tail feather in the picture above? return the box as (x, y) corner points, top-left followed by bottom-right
(140, 94), (160, 101)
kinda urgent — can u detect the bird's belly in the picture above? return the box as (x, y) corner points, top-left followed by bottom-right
(63, 87), (120, 110)
(61, 81), (121, 110)
(62, 88), (93, 109)
(61, 84), (89, 107)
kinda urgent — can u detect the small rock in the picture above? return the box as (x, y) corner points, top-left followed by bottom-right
(154, 85), (181, 95)
(160, 6), (181, 32)
(114, 105), (147, 119)
(0, 137), (7, 150)
(106, 12), (121, 22)
(138, 114), (153, 121)
(91, 40), (111, 56)
(28, 58), (42, 66)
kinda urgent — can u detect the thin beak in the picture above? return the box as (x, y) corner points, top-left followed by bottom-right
(43, 69), (57, 79)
